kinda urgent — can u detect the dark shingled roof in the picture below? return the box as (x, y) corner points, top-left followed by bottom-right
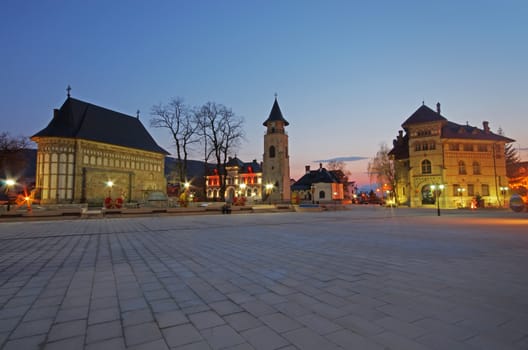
(263, 98), (289, 126)
(402, 104), (447, 127)
(31, 97), (168, 154)
(441, 121), (515, 142)
(291, 167), (340, 191)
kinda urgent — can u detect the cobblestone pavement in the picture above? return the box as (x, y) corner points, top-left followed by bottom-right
(0, 207), (527, 349)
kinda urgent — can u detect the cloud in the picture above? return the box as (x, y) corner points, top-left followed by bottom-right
(312, 156), (369, 163)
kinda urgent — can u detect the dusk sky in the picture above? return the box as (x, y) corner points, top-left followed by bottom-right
(1, 1), (527, 186)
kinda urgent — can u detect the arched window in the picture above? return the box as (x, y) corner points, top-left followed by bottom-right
(472, 161), (481, 175)
(319, 190), (325, 199)
(421, 159), (432, 174)
(269, 146), (276, 158)
(458, 161), (467, 174)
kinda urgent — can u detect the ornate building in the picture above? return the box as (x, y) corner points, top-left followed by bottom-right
(389, 103), (514, 208)
(262, 97), (291, 202)
(31, 96), (168, 205)
(205, 157), (262, 202)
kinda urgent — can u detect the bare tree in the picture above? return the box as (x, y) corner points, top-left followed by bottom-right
(150, 98), (198, 183)
(0, 132), (30, 178)
(367, 143), (397, 199)
(196, 102), (244, 200)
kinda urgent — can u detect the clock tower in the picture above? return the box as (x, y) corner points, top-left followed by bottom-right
(262, 97), (291, 203)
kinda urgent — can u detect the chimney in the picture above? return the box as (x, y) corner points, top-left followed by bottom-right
(436, 102), (441, 114)
(305, 165), (310, 174)
(53, 109), (60, 119)
(483, 121), (490, 133)
(398, 130), (403, 140)
(319, 163), (323, 170)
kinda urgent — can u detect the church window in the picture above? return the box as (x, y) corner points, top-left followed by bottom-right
(415, 143), (421, 151)
(463, 144), (473, 151)
(421, 159), (432, 174)
(458, 161), (467, 174)
(319, 190), (326, 199)
(269, 146), (276, 158)
(449, 144), (460, 151)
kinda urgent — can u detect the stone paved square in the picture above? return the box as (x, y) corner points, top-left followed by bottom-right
(0, 207), (527, 349)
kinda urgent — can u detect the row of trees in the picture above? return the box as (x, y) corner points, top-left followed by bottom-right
(150, 98), (245, 200)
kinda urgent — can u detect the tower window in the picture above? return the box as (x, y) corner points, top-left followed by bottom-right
(421, 159), (432, 174)
(269, 146), (275, 158)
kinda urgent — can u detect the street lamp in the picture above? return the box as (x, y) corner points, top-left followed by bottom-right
(265, 183), (273, 205)
(5, 178), (15, 211)
(430, 184), (445, 216)
(311, 184), (315, 204)
(500, 186), (508, 208)
(457, 187), (465, 208)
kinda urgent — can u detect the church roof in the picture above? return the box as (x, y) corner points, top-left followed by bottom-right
(402, 104), (447, 127)
(263, 98), (289, 126)
(32, 97), (168, 154)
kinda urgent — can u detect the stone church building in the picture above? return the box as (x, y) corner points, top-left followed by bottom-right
(31, 96), (168, 205)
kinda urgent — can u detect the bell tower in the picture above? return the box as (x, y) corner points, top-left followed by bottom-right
(262, 96), (291, 203)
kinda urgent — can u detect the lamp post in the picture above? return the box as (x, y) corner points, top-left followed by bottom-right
(5, 178), (15, 211)
(457, 187), (465, 208)
(500, 186), (508, 208)
(265, 183), (273, 205)
(311, 184), (315, 204)
(430, 184), (444, 216)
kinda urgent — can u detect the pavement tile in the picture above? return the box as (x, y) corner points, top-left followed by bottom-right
(162, 323), (204, 347)
(373, 330), (430, 350)
(2, 334), (46, 350)
(122, 308), (154, 327)
(326, 329), (385, 350)
(259, 312), (303, 333)
(47, 319), (86, 342)
(85, 337), (126, 350)
(224, 312), (263, 332)
(189, 311), (225, 330)
(10, 318), (53, 339)
(155, 309), (189, 328)
(43, 336), (84, 350)
(54, 306), (89, 323)
(86, 320), (122, 344)
(241, 325), (289, 350)
(124, 321), (163, 346)
(282, 327), (339, 350)
(128, 338), (170, 350)
(241, 300), (277, 317)
(209, 300), (244, 316)
(88, 307), (120, 325)
(296, 313), (342, 335)
(200, 324), (246, 349)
